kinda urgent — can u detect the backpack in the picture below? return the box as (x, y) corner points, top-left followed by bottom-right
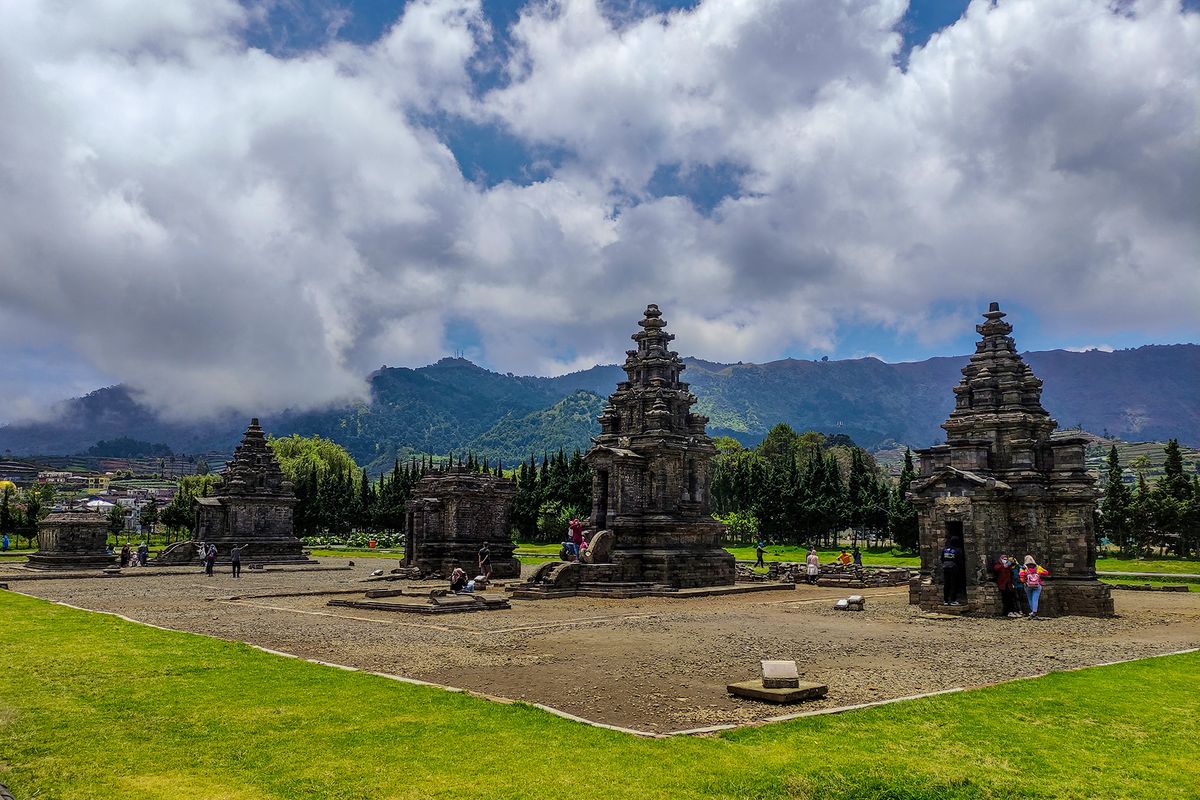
(1024, 569), (1043, 588)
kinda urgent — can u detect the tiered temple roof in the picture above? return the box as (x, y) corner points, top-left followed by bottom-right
(597, 304), (709, 440)
(219, 418), (292, 497)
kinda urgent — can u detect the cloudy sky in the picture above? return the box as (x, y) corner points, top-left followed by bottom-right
(1, 0), (1197, 423)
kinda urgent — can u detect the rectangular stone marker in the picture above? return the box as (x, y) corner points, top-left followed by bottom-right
(761, 660), (800, 689)
(727, 680), (828, 704)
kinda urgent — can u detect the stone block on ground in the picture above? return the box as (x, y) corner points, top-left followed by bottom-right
(761, 660), (800, 689)
(727, 680), (828, 704)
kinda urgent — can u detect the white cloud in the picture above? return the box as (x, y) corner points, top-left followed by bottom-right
(0, 0), (1196, 425)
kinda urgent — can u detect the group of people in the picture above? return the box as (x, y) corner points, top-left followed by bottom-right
(448, 540), (495, 593)
(942, 535), (1050, 618)
(993, 553), (1049, 619)
(559, 519), (588, 562)
(755, 543), (858, 585)
(194, 542), (250, 577)
(117, 542), (150, 567)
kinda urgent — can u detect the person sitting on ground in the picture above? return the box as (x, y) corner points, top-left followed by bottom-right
(805, 548), (820, 585)
(992, 553), (1020, 617)
(560, 536), (578, 562)
(1019, 555), (1050, 619)
(836, 549), (853, 566)
(450, 567), (469, 593)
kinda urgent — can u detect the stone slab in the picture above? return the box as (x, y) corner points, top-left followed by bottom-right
(327, 596), (510, 614)
(727, 680), (828, 704)
(761, 660), (800, 689)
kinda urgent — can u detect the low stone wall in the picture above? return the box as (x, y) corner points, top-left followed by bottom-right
(752, 562), (912, 587)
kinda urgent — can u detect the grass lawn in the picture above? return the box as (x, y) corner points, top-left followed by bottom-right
(726, 544), (919, 567)
(1101, 576), (1200, 592)
(2, 591), (1198, 799)
(307, 548), (404, 560)
(1095, 555), (1200, 575)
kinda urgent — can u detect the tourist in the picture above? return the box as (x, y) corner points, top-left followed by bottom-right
(478, 541), (492, 578)
(754, 538), (766, 568)
(941, 537), (964, 605)
(204, 543), (217, 576)
(450, 567), (469, 593)
(992, 553), (1020, 617)
(852, 546), (862, 567)
(1, 533), (8, 552)
(1019, 555), (1050, 619)
(119, 543), (131, 568)
(805, 548), (820, 585)
(837, 549), (852, 566)
(136, 541), (149, 566)
(231, 543), (249, 578)
(560, 537), (578, 561)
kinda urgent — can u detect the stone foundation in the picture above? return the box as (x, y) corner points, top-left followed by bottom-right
(909, 576), (1114, 617)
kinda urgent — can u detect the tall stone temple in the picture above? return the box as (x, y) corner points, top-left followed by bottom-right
(160, 418), (313, 565)
(908, 303), (1113, 617)
(577, 304), (733, 589)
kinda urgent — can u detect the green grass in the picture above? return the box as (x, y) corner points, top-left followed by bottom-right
(1095, 554), (1200, 575)
(1, 591), (1198, 798)
(307, 548), (404, 559)
(1101, 576), (1200, 592)
(726, 544), (919, 567)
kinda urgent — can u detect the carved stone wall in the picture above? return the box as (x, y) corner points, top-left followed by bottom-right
(405, 468), (518, 578)
(26, 512), (117, 570)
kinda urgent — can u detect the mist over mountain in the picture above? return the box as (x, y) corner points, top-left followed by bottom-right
(1, 344), (1195, 471)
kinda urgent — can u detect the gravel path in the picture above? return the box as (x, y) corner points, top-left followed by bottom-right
(7, 558), (1199, 732)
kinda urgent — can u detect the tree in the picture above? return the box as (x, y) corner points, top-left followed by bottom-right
(889, 449), (919, 552)
(139, 498), (159, 538)
(0, 485), (15, 545)
(1099, 446), (1131, 553)
(107, 502), (127, 540)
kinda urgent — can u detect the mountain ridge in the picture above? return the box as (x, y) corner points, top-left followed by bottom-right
(2, 344), (1196, 469)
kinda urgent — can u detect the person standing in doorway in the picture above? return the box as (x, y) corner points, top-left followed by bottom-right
(1019, 555), (1049, 619)
(941, 537), (964, 605)
(477, 541), (492, 579)
(231, 543), (249, 578)
(754, 538), (766, 568)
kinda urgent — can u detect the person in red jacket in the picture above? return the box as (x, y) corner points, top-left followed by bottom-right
(992, 553), (1020, 618)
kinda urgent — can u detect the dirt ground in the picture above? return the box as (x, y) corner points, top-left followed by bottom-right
(5, 558), (1199, 733)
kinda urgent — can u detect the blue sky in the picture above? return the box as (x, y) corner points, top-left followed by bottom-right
(0, 0), (1196, 420)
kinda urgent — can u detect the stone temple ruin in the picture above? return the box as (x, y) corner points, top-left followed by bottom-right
(26, 511), (117, 571)
(403, 467), (519, 578)
(514, 304), (736, 596)
(158, 418), (313, 565)
(908, 303), (1114, 617)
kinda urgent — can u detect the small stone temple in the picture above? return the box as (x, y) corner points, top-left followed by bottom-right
(26, 511), (116, 570)
(404, 467), (518, 577)
(908, 303), (1113, 617)
(514, 304), (733, 596)
(160, 418), (312, 564)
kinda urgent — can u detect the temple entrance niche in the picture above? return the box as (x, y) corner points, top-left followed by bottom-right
(908, 303), (1113, 617)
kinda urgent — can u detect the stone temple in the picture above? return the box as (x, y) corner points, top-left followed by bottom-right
(160, 419), (312, 564)
(404, 467), (519, 578)
(516, 304), (733, 595)
(26, 511), (116, 571)
(908, 303), (1113, 617)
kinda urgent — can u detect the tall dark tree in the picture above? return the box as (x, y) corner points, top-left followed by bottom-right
(889, 449), (919, 552)
(1099, 446), (1131, 553)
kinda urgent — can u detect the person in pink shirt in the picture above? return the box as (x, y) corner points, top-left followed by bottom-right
(1019, 555), (1050, 619)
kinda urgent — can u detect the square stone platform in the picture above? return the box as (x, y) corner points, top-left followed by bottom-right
(727, 680), (829, 704)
